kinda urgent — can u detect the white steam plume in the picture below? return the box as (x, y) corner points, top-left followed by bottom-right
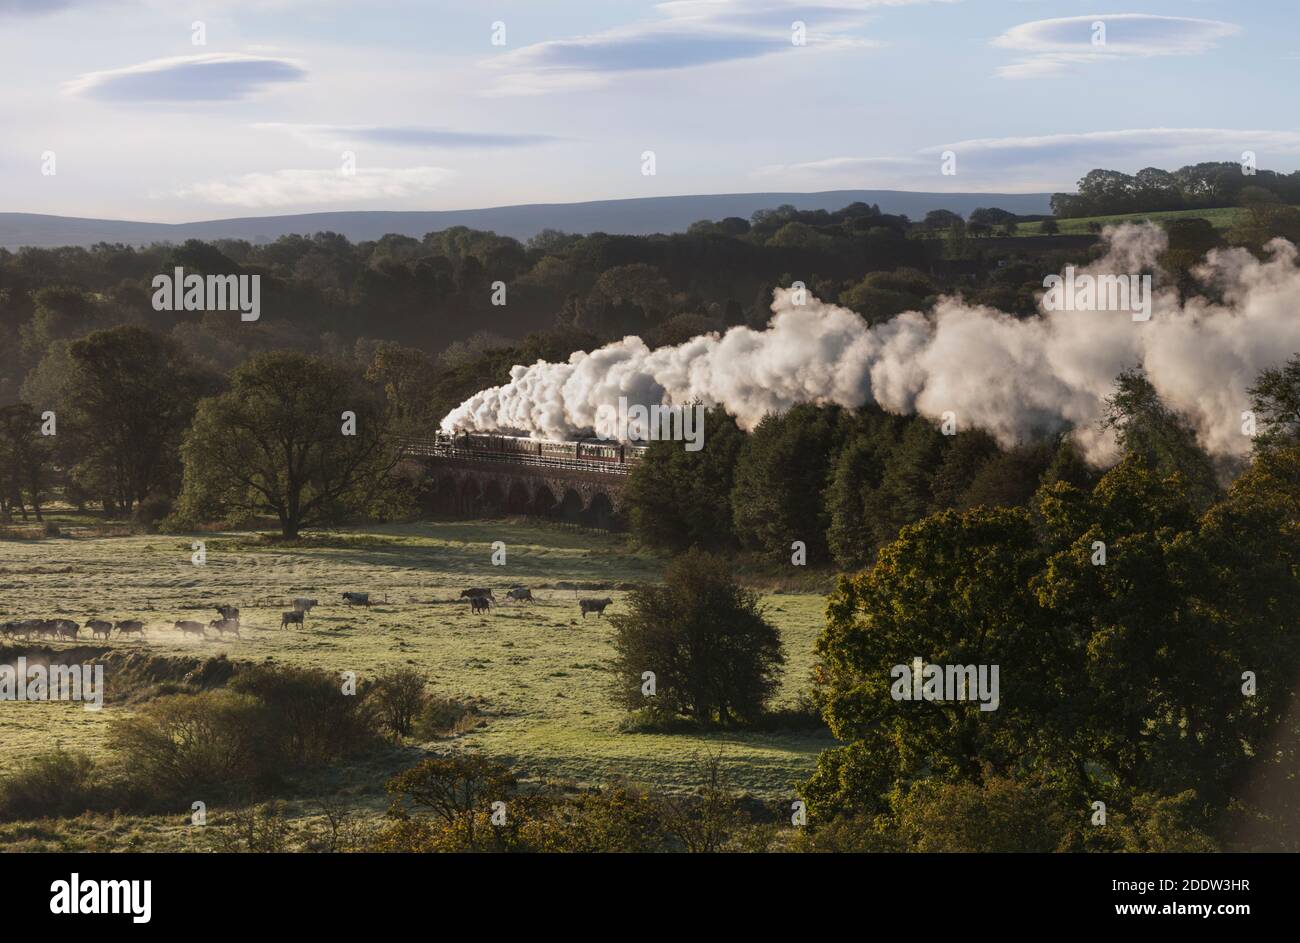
(440, 224), (1300, 464)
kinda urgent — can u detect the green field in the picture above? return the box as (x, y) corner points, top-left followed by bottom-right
(0, 520), (834, 803)
(1015, 205), (1248, 235)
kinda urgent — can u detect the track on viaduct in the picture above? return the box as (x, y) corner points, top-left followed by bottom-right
(397, 436), (634, 530)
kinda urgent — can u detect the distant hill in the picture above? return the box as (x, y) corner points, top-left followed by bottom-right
(0, 190), (1053, 249)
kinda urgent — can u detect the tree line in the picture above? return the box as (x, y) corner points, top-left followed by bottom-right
(0, 203), (930, 406)
(1051, 161), (1300, 218)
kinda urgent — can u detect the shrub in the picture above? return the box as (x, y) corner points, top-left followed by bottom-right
(107, 691), (274, 803)
(109, 666), (381, 807)
(655, 751), (752, 852)
(228, 664), (376, 762)
(207, 802), (295, 853)
(412, 696), (480, 739)
(609, 549), (784, 726)
(132, 494), (172, 531)
(0, 749), (101, 821)
(384, 754), (518, 852)
(376, 752), (760, 853)
(519, 785), (670, 852)
(366, 667), (427, 738)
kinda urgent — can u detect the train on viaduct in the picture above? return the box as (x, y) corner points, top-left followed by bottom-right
(398, 432), (648, 530)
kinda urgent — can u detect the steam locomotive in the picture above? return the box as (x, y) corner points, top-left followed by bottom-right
(434, 431), (647, 466)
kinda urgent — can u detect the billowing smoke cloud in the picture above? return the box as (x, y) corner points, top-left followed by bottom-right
(441, 224), (1300, 464)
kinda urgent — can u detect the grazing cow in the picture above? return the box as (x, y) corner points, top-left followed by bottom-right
(341, 592), (370, 607)
(85, 619), (113, 640)
(459, 588), (495, 602)
(208, 617), (241, 638)
(174, 620), (206, 638)
(215, 605), (240, 622)
(14, 619), (43, 639)
(115, 619), (146, 638)
(504, 588), (535, 604)
(281, 610), (305, 629)
(292, 597), (318, 613)
(579, 598), (613, 619)
(469, 595), (492, 615)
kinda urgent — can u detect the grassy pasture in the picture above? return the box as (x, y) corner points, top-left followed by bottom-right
(1014, 205), (1249, 235)
(0, 520), (833, 799)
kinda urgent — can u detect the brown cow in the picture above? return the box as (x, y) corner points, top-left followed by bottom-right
(579, 598), (613, 618)
(208, 617), (241, 638)
(174, 620), (206, 638)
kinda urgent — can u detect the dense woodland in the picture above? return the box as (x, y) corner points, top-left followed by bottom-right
(2, 164), (1295, 542)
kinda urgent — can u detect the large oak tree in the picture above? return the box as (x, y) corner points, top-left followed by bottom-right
(178, 351), (396, 538)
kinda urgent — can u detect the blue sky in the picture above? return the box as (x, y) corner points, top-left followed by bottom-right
(1, 0), (1297, 221)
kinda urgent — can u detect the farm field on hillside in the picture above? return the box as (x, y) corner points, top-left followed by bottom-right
(0, 520), (833, 799)
(1016, 205), (1249, 235)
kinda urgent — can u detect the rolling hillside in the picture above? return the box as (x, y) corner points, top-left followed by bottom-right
(0, 189), (1053, 249)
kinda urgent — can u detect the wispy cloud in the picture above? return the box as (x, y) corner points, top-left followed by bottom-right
(923, 128), (1300, 166)
(753, 155), (926, 178)
(0, 0), (106, 15)
(256, 123), (561, 150)
(993, 14), (1239, 79)
(755, 128), (1300, 191)
(172, 166), (452, 208)
(66, 53), (307, 102)
(487, 0), (946, 94)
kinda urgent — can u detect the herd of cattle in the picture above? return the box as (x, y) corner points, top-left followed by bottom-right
(457, 587), (613, 618)
(1, 589), (617, 643)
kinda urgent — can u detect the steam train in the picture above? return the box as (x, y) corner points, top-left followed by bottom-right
(434, 431), (647, 466)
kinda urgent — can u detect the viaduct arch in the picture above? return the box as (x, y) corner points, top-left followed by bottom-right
(401, 449), (631, 530)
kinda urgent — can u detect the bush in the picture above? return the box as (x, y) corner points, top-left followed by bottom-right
(366, 667), (427, 738)
(793, 774), (1070, 852)
(412, 696), (481, 739)
(0, 749), (101, 821)
(107, 691), (275, 803)
(609, 549), (784, 726)
(207, 801), (295, 853)
(109, 666), (381, 807)
(378, 752), (759, 853)
(654, 751), (754, 852)
(228, 664), (376, 763)
(132, 494), (172, 531)
(519, 785), (670, 852)
(383, 754), (519, 852)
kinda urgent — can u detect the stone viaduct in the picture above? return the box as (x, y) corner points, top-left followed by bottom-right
(397, 437), (632, 529)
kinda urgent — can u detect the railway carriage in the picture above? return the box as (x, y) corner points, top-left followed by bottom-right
(435, 431), (645, 467)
